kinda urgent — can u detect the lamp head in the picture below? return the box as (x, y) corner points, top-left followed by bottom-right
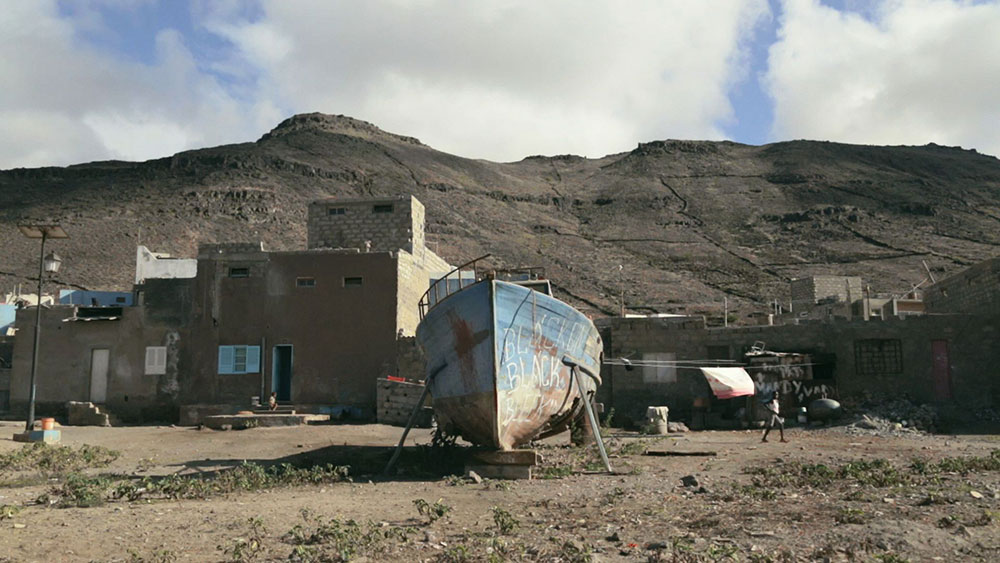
(43, 252), (62, 274)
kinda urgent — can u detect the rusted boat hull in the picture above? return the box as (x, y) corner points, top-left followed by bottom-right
(416, 279), (602, 450)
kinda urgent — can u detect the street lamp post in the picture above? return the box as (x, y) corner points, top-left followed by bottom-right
(17, 225), (67, 432)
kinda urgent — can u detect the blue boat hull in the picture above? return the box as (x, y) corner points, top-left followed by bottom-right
(416, 280), (602, 450)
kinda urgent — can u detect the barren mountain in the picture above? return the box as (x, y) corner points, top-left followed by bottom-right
(3, 113), (1000, 319)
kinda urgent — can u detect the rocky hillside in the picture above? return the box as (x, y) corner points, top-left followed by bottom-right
(3, 113), (1000, 319)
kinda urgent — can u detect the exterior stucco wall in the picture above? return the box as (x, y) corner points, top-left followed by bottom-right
(182, 250), (401, 414)
(9, 306), (178, 421)
(135, 245), (197, 284)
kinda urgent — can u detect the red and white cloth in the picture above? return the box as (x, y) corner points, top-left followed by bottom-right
(699, 367), (755, 399)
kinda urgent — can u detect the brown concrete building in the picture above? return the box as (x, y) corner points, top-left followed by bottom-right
(8, 305), (180, 421)
(9, 196), (451, 423)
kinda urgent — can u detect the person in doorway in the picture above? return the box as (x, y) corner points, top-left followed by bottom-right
(268, 392), (278, 411)
(762, 391), (787, 443)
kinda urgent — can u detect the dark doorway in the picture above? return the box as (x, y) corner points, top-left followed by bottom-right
(272, 345), (293, 402)
(931, 340), (951, 400)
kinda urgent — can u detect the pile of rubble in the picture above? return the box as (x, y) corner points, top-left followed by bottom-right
(842, 396), (940, 437)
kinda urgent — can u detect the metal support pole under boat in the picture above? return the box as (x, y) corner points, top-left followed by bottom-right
(383, 383), (432, 476)
(563, 356), (613, 474)
(384, 364), (445, 476)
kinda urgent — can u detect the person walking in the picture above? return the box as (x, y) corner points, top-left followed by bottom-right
(762, 391), (787, 443)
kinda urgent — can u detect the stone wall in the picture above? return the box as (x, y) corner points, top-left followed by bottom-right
(307, 196), (422, 253)
(924, 257), (1000, 317)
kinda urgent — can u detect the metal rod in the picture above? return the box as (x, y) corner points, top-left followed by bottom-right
(571, 365), (613, 473)
(259, 336), (266, 405)
(25, 232), (47, 432)
(383, 381), (433, 475)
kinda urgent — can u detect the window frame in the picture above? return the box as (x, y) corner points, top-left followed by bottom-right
(641, 352), (677, 384)
(296, 277), (316, 288)
(372, 204), (394, 214)
(854, 339), (903, 375)
(218, 345), (261, 374)
(228, 267), (250, 278)
(145, 346), (167, 375)
(343, 276), (363, 288)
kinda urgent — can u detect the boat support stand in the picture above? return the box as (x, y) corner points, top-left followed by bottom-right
(562, 356), (613, 474)
(384, 365), (444, 476)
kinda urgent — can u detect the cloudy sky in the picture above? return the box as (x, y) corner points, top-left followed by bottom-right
(2, 0), (999, 169)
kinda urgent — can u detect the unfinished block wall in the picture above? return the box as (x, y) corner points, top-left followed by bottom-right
(307, 196), (423, 253)
(924, 258), (1000, 317)
(791, 276), (863, 307)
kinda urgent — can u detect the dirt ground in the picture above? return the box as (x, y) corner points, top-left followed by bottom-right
(1, 420), (998, 562)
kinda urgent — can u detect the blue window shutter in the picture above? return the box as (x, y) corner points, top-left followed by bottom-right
(246, 346), (261, 374)
(218, 346), (235, 374)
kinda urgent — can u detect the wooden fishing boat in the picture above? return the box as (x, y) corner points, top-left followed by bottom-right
(416, 257), (603, 450)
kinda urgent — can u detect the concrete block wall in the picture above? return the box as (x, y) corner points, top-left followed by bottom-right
(376, 378), (432, 427)
(600, 314), (1000, 428)
(791, 276), (863, 307)
(925, 257), (1000, 317)
(0, 368), (10, 412)
(598, 316), (712, 426)
(395, 337), (427, 381)
(307, 196), (422, 253)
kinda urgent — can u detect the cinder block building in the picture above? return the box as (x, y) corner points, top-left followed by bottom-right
(790, 275), (864, 310)
(598, 311), (999, 430)
(924, 257), (1000, 316)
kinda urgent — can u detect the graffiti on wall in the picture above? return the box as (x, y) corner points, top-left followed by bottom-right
(753, 377), (834, 403)
(747, 353), (836, 412)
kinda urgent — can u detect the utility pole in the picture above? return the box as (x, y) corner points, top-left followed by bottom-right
(618, 265), (625, 317)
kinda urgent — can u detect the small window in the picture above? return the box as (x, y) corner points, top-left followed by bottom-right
(115, 297), (127, 303)
(343, 276), (363, 288)
(145, 346), (166, 375)
(218, 345), (261, 374)
(373, 204), (394, 214)
(854, 339), (903, 375)
(233, 346), (247, 373)
(228, 267), (250, 278)
(642, 352), (677, 384)
(328, 207), (346, 215)
(296, 277), (316, 288)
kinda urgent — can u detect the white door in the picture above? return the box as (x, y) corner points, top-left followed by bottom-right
(89, 349), (109, 403)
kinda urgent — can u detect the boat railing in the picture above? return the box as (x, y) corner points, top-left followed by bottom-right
(419, 254), (492, 319)
(493, 266), (546, 282)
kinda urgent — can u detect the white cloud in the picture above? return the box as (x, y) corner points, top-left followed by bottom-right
(766, 0), (1000, 157)
(0, 1), (768, 168)
(202, 0), (770, 161)
(0, 1), (272, 168)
